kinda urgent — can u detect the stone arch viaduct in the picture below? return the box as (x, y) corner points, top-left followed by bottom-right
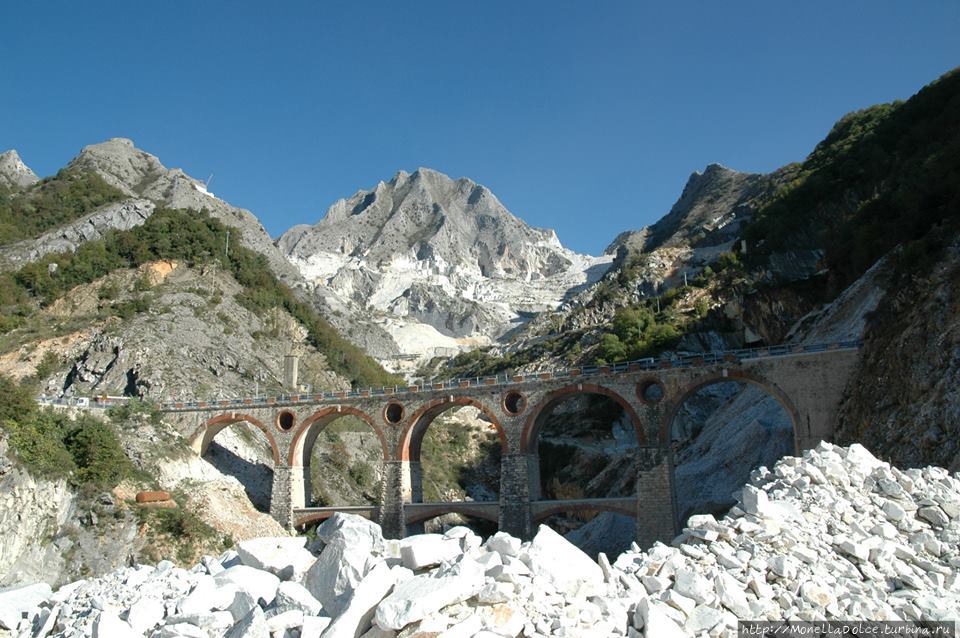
(160, 341), (861, 547)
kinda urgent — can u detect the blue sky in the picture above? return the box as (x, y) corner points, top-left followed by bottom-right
(2, 2), (958, 255)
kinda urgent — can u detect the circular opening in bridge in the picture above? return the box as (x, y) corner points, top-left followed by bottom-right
(637, 380), (665, 404)
(277, 410), (295, 431)
(384, 402), (405, 425)
(502, 391), (526, 415)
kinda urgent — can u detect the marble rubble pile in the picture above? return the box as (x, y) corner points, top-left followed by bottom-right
(1, 442), (958, 638)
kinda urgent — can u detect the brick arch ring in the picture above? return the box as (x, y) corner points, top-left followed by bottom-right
(288, 406), (390, 467)
(398, 396), (508, 462)
(519, 383), (647, 454)
(191, 413), (281, 465)
(659, 370), (802, 448)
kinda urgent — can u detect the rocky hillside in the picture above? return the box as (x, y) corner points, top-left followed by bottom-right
(0, 147), (400, 587)
(3, 443), (958, 637)
(279, 168), (612, 371)
(67, 139), (300, 283)
(835, 239), (960, 472)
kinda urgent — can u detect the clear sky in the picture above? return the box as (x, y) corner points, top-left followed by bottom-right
(2, 2), (958, 255)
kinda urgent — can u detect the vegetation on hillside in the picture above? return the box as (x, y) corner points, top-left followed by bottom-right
(744, 67), (960, 290)
(0, 170), (126, 246)
(0, 375), (134, 487)
(0, 206), (400, 388)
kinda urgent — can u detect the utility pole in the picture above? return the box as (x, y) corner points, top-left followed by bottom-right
(225, 231), (230, 259)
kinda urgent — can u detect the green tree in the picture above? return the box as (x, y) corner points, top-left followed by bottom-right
(63, 416), (132, 488)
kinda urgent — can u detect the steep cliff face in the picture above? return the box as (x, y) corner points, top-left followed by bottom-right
(279, 168), (611, 369)
(836, 240), (960, 471)
(0, 435), (76, 586)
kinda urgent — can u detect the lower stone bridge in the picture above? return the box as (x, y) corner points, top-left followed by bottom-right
(292, 497), (637, 529)
(159, 341), (861, 546)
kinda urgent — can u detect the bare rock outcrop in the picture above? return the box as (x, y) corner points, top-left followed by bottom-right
(0, 199), (155, 270)
(0, 150), (38, 189)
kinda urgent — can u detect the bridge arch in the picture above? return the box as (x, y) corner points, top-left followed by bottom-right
(660, 370), (801, 449)
(295, 507), (379, 528)
(190, 413), (281, 465)
(520, 383), (646, 454)
(288, 406), (389, 468)
(398, 397), (508, 462)
(404, 505), (500, 526)
(288, 407), (389, 511)
(532, 502), (636, 525)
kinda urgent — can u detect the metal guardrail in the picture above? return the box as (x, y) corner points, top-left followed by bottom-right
(41, 340), (862, 413)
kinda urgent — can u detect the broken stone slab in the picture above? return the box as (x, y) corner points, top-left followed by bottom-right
(316, 512), (386, 555)
(323, 562), (399, 638)
(125, 596), (166, 634)
(272, 581), (323, 616)
(30, 604), (59, 638)
(438, 613), (483, 638)
(300, 614), (332, 638)
(374, 570), (484, 631)
(265, 609), (303, 634)
(214, 565), (280, 607)
(483, 532), (522, 558)
(523, 525), (603, 596)
(673, 569), (714, 605)
(714, 572), (750, 617)
(481, 602), (527, 637)
(684, 604), (723, 633)
(237, 537), (316, 580)
(178, 575), (217, 615)
(633, 598), (689, 638)
(0, 582), (52, 630)
(399, 534), (463, 570)
(91, 610), (140, 638)
(224, 605), (270, 638)
(359, 624), (396, 638)
(918, 506), (950, 527)
(304, 538), (382, 617)
(225, 588), (258, 623)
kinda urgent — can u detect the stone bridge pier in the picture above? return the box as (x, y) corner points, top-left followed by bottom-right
(166, 345), (860, 547)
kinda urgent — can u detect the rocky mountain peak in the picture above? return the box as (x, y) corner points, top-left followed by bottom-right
(61, 138), (301, 282)
(0, 150), (39, 188)
(642, 163), (765, 252)
(67, 137), (171, 197)
(281, 167), (567, 276)
(278, 168), (612, 368)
